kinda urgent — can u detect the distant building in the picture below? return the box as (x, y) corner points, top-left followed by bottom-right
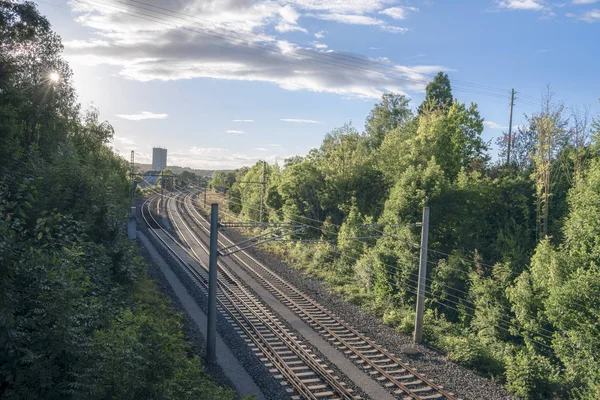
(152, 147), (167, 171)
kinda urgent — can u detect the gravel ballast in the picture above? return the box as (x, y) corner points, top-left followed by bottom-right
(140, 204), (374, 400)
(215, 218), (514, 400)
(175, 201), (376, 400)
(136, 201), (287, 400)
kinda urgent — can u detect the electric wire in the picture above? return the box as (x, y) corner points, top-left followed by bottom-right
(181, 189), (563, 342)
(159, 187), (588, 356)
(60, 0), (540, 103)
(206, 189), (592, 320)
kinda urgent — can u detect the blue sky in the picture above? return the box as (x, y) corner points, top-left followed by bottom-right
(36, 0), (600, 169)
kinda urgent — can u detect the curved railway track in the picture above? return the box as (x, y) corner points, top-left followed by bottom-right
(141, 195), (359, 400)
(177, 189), (461, 400)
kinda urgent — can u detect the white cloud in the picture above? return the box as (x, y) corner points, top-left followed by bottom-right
(225, 130), (245, 134)
(312, 42), (328, 49)
(253, 147), (268, 152)
(572, 0), (599, 4)
(379, 6), (419, 20)
(496, 0), (545, 10)
(307, 13), (408, 34)
(116, 111), (168, 120)
(314, 30), (327, 38)
(112, 136), (137, 151)
(114, 136), (136, 145)
(276, 5), (307, 32)
(381, 25), (409, 33)
(579, 8), (600, 21)
(484, 121), (509, 130)
(65, 0), (445, 99)
(280, 5), (301, 24)
(276, 22), (307, 32)
(233, 119), (255, 122)
(369, 56), (391, 63)
(163, 146), (290, 169)
(312, 13), (384, 25)
(281, 118), (323, 123)
(290, 0), (389, 14)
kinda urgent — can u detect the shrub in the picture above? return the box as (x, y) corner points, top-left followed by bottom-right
(505, 348), (558, 400)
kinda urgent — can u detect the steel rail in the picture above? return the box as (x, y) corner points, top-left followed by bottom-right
(141, 196), (325, 399)
(143, 195), (358, 400)
(169, 193), (357, 400)
(182, 191), (461, 400)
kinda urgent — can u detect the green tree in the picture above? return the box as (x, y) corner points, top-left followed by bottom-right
(209, 170), (235, 191)
(365, 93), (413, 148)
(0, 4), (239, 399)
(379, 103), (487, 184)
(275, 160), (325, 230)
(237, 161), (277, 222)
(527, 89), (570, 239)
(417, 71), (453, 114)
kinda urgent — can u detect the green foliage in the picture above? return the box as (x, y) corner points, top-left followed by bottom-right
(206, 69), (600, 399)
(209, 170), (236, 190)
(0, 3), (237, 399)
(563, 159), (600, 265)
(377, 104), (487, 185)
(380, 157), (448, 224)
(365, 93), (413, 148)
(505, 349), (558, 399)
(337, 200), (371, 263)
(439, 334), (505, 378)
(82, 278), (236, 400)
(417, 71), (453, 114)
(237, 161), (277, 222)
(270, 160), (325, 233)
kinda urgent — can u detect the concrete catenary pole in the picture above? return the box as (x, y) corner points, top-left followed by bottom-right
(127, 151), (137, 240)
(130, 151), (135, 209)
(206, 203), (219, 364)
(507, 88), (515, 166)
(260, 161), (266, 223)
(204, 182), (207, 208)
(160, 170), (164, 215)
(413, 206), (430, 344)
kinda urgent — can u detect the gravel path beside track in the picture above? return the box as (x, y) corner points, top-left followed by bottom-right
(136, 200), (288, 400)
(219, 222), (514, 400)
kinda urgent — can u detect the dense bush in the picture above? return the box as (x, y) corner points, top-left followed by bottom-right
(0, 3), (236, 399)
(215, 73), (600, 398)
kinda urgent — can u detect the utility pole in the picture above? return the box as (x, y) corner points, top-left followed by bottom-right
(130, 151), (135, 210)
(260, 161), (266, 223)
(204, 182), (207, 208)
(507, 88), (515, 166)
(413, 206), (430, 344)
(127, 151), (137, 240)
(160, 170), (164, 215)
(206, 203), (219, 364)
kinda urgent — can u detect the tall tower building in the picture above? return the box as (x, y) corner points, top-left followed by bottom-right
(152, 147), (167, 171)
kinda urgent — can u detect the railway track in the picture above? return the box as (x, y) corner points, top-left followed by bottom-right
(142, 195), (360, 400)
(178, 189), (461, 400)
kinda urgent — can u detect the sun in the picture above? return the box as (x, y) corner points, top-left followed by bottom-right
(48, 72), (60, 83)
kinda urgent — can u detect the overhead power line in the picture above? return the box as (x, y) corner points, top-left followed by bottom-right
(181, 189), (562, 350)
(57, 0), (540, 103)
(155, 186), (589, 351)
(214, 191), (594, 315)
